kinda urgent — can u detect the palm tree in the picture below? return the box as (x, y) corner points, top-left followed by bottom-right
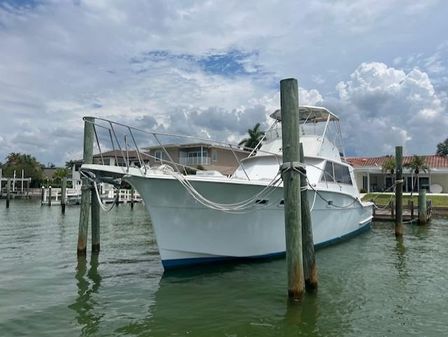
(381, 156), (396, 191)
(238, 123), (265, 152)
(436, 138), (448, 156)
(404, 155), (429, 193)
(382, 156), (396, 174)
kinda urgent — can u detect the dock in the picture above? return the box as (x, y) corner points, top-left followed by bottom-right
(0, 168), (32, 199)
(373, 200), (432, 223)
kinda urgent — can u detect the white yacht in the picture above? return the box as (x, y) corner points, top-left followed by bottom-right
(81, 106), (373, 269)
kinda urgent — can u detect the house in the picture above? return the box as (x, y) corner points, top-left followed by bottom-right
(144, 143), (249, 176)
(346, 155), (448, 193)
(90, 143), (250, 176)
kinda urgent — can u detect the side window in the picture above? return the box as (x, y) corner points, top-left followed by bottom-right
(321, 161), (334, 182)
(334, 163), (352, 185)
(212, 149), (218, 163)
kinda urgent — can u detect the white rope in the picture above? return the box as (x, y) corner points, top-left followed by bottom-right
(80, 170), (118, 212)
(160, 165), (284, 213)
(93, 180), (117, 212)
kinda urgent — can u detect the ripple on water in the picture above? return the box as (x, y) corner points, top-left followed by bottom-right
(1, 200), (448, 337)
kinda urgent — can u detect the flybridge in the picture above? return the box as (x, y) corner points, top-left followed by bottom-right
(264, 105), (346, 160)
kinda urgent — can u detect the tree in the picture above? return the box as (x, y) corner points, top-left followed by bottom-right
(381, 156), (395, 191)
(381, 156), (396, 175)
(436, 138), (448, 156)
(52, 168), (69, 186)
(238, 123), (265, 152)
(404, 155), (429, 193)
(65, 160), (77, 169)
(2, 153), (44, 187)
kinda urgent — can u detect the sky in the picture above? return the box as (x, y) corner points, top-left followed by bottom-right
(1, 0), (447, 166)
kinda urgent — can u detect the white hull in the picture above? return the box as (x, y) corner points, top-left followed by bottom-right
(125, 175), (373, 269)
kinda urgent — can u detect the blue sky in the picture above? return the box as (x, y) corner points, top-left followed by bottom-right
(0, 0), (447, 165)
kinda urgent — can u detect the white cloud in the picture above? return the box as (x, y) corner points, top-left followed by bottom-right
(0, 1), (447, 164)
(335, 62), (447, 156)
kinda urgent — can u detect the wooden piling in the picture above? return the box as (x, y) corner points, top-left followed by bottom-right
(299, 143), (318, 292)
(6, 178), (10, 208)
(130, 188), (135, 209)
(41, 186), (45, 205)
(418, 188), (427, 225)
(77, 117), (94, 257)
(280, 78), (305, 300)
(115, 190), (120, 206)
(395, 146), (403, 236)
(61, 177), (67, 214)
(91, 185), (100, 254)
(48, 186), (52, 207)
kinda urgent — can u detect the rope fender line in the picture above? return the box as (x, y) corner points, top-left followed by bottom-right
(80, 170), (119, 212)
(160, 165), (284, 214)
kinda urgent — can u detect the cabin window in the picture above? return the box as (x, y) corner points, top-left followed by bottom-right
(320, 161), (352, 185)
(333, 163), (352, 185)
(321, 161), (335, 182)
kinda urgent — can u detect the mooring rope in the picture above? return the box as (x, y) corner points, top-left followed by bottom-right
(80, 170), (119, 213)
(160, 165), (287, 213)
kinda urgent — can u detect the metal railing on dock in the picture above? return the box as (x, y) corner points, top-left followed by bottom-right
(40, 186), (141, 206)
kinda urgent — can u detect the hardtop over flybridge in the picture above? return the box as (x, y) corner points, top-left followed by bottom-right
(81, 106), (373, 269)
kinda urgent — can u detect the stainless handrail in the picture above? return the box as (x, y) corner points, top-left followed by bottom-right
(82, 116), (282, 179)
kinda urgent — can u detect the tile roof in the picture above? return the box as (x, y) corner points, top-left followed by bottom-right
(346, 155), (448, 168)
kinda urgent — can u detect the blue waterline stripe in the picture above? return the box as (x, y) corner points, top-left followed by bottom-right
(162, 221), (372, 269)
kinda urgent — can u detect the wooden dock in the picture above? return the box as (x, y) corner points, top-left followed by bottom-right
(373, 200), (432, 223)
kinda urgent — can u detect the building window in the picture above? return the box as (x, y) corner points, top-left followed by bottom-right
(212, 150), (218, 163)
(154, 150), (163, 162)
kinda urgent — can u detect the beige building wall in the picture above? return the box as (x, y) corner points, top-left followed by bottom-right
(354, 172), (363, 192)
(430, 174), (448, 193)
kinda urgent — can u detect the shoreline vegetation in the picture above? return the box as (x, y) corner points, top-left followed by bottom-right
(362, 193), (448, 208)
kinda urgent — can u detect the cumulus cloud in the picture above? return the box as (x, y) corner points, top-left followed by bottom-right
(0, 1), (447, 164)
(335, 62), (448, 156)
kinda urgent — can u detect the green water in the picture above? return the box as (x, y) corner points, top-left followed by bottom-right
(1, 200), (447, 337)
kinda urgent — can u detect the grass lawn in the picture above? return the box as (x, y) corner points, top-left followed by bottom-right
(361, 193), (448, 207)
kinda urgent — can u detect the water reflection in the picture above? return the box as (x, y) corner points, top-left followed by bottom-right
(283, 295), (321, 337)
(69, 255), (103, 336)
(394, 236), (408, 279)
(112, 260), (337, 337)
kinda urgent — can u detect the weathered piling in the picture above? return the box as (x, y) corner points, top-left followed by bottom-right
(77, 117), (94, 256)
(6, 178), (11, 208)
(130, 187), (135, 209)
(61, 177), (67, 214)
(48, 186), (52, 207)
(280, 78), (305, 300)
(418, 188), (428, 225)
(41, 186), (45, 205)
(91, 185), (100, 254)
(395, 146), (403, 236)
(299, 143), (318, 291)
(409, 200), (414, 220)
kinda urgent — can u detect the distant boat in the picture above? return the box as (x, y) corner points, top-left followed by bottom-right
(81, 106), (373, 269)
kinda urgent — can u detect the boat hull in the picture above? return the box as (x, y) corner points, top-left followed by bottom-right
(126, 175), (373, 269)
